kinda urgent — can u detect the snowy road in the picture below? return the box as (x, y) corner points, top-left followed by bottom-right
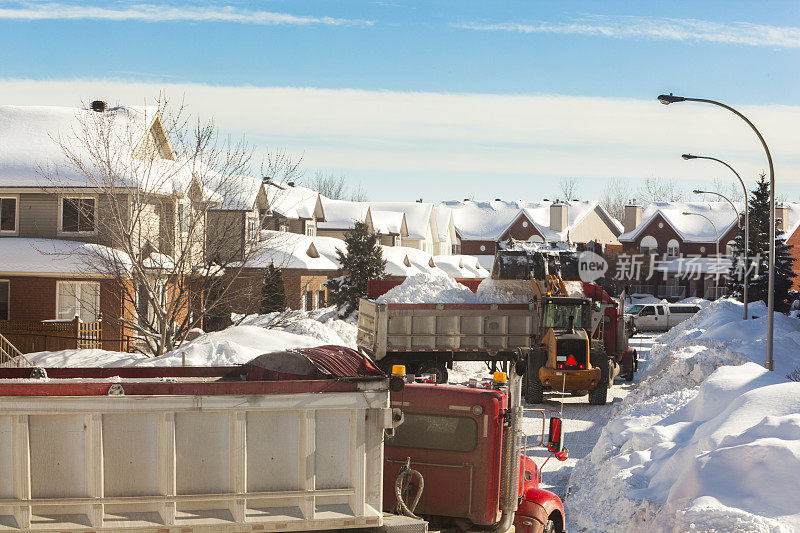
(518, 334), (658, 530)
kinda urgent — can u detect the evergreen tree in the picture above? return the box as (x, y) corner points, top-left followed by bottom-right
(328, 221), (387, 317)
(728, 174), (796, 311)
(260, 263), (287, 314)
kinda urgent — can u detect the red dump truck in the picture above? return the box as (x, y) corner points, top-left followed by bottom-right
(0, 346), (565, 533)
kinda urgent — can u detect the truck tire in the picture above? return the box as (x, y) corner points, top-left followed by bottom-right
(543, 520), (557, 533)
(589, 353), (610, 405)
(525, 351), (545, 404)
(417, 361), (448, 384)
(621, 348), (638, 381)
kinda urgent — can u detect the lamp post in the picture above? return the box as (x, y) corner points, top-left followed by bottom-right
(683, 212), (720, 299)
(692, 190), (739, 303)
(684, 154), (750, 320)
(659, 93), (775, 371)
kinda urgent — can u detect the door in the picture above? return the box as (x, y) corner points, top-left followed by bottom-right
(655, 305), (666, 330)
(636, 305), (656, 331)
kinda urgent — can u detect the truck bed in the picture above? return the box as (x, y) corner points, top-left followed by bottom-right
(357, 298), (538, 359)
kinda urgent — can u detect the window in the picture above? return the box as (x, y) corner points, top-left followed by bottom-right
(305, 223), (316, 237)
(279, 224), (289, 233)
(0, 197), (17, 232)
(667, 239), (680, 257)
(178, 203), (190, 233)
(386, 414), (477, 453)
(640, 236), (657, 255)
(247, 217), (259, 241)
(451, 244), (460, 255)
(640, 306), (655, 316)
(57, 281), (100, 322)
(726, 240), (737, 257)
(656, 306), (665, 315)
(670, 306), (700, 314)
(317, 290), (326, 308)
(0, 281), (8, 320)
(61, 197), (95, 233)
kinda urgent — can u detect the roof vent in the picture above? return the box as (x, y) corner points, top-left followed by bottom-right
(287, 181), (295, 187)
(463, 198), (470, 202)
(494, 198), (501, 201)
(90, 100), (107, 113)
(543, 198), (550, 202)
(416, 198), (423, 203)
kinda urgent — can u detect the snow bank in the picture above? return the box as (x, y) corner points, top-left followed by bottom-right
(25, 326), (326, 368)
(567, 298), (800, 532)
(377, 273), (538, 304)
(238, 306), (358, 348)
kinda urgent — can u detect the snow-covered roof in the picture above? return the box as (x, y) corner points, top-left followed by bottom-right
(0, 238), (132, 275)
(209, 174), (263, 211)
(618, 202), (749, 243)
(434, 206), (455, 242)
(371, 210), (407, 236)
(317, 198), (370, 230)
(250, 231), (345, 270)
(432, 254), (490, 278)
(0, 105), (202, 196)
(369, 202), (434, 240)
(265, 182), (323, 220)
(380, 246), (446, 277)
(441, 199), (621, 242)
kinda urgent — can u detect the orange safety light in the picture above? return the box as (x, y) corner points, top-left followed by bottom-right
(391, 365), (407, 375)
(492, 371), (508, 383)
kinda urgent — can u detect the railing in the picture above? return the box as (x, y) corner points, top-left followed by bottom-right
(629, 284), (655, 295)
(0, 332), (35, 367)
(704, 286), (727, 300)
(658, 285), (686, 299)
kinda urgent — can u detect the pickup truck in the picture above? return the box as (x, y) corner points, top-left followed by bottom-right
(625, 303), (701, 332)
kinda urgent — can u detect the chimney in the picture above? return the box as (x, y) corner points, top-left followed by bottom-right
(623, 203), (643, 233)
(550, 201), (568, 232)
(776, 203), (788, 232)
(90, 100), (107, 113)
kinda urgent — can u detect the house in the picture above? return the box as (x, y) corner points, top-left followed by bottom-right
(316, 198), (373, 239)
(442, 199), (623, 269)
(0, 104), (213, 350)
(263, 181), (325, 236)
(619, 201), (800, 298)
(369, 201), (441, 254)
(371, 210), (409, 246)
(206, 174), (268, 263)
(434, 206), (458, 255)
(432, 254), (491, 278)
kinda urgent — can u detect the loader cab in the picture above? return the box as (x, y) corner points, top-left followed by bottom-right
(540, 297), (592, 332)
(539, 297), (592, 371)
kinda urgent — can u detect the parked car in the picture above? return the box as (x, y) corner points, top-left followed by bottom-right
(625, 303), (700, 332)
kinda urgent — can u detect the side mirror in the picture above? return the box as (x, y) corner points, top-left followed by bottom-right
(548, 417), (563, 453)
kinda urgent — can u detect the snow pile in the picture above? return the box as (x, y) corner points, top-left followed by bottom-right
(377, 273), (478, 303)
(567, 299), (800, 532)
(474, 278), (534, 303)
(24, 326), (326, 368)
(237, 306), (358, 348)
(675, 296), (712, 307)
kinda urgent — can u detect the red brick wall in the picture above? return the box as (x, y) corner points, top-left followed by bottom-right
(459, 214), (544, 256)
(620, 213), (739, 257)
(787, 229), (800, 291)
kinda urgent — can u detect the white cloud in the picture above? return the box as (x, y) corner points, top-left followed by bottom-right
(454, 15), (800, 48)
(0, 2), (371, 26)
(1, 78), (798, 201)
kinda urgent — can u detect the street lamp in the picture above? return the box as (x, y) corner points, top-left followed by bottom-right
(683, 154), (750, 320)
(659, 93), (775, 371)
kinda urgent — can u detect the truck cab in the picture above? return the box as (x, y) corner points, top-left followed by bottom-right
(626, 303), (700, 332)
(384, 377), (565, 533)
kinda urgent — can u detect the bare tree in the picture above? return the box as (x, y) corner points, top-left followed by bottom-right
(46, 97), (281, 355)
(600, 178), (629, 221)
(305, 171), (368, 201)
(636, 177), (686, 204)
(558, 177), (579, 200)
(262, 148), (304, 184)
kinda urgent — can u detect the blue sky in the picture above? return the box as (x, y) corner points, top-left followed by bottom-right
(0, 1), (799, 203)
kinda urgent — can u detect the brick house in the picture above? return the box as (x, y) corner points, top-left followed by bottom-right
(442, 199), (623, 270)
(0, 104), (212, 351)
(614, 201), (800, 299)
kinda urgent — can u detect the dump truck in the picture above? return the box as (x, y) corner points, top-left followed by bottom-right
(0, 345), (565, 532)
(357, 241), (637, 405)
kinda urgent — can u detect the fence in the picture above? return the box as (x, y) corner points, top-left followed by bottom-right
(658, 285), (687, 299)
(629, 284), (655, 295)
(704, 286), (727, 300)
(0, 317), (103, 354)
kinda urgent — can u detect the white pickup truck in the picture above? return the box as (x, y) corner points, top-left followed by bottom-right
(625, 303), (701, 332)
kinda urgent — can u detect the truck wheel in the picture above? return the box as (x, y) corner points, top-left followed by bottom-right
(589, 380), (608, 405)
(525, 351), (545, 404)
(417, 361), (448, 383)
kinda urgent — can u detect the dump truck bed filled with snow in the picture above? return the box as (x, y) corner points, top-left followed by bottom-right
(0, 346), (394, 533)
